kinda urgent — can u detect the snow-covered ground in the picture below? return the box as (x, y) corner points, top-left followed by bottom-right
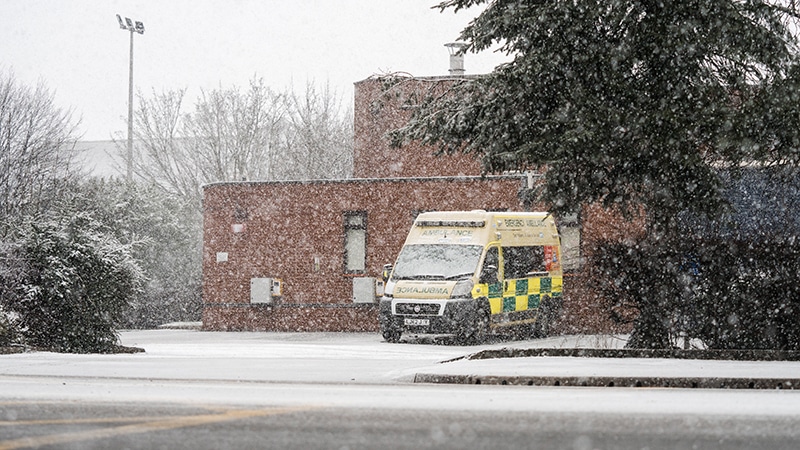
(1, 330), (799, 418)
(3, 330), (800, 383)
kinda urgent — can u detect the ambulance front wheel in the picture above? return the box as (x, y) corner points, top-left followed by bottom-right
(380, 313), (402, 343)
(382, 327), (402, 343)
(457, 302), (490, 345)
(471, 304), (490, 344)
(379, 299), (402, 343)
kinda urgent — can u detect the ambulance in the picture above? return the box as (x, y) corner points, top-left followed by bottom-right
(380, 210), (563, 343)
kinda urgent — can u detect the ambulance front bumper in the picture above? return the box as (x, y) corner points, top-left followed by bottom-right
(379, 297), (479, 335)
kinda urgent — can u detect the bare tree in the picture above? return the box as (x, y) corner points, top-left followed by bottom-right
(121, 78), (287, 201)
(0, 70), (80, 235)
(276, 81), (353, 180)
(127, 87), (201, 200)
(186, 78), (286, 184)
(123, 78), (354, 204)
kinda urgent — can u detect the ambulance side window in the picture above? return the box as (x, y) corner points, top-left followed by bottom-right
(503, 246), (546, 279)
(479, 246), (499, 284)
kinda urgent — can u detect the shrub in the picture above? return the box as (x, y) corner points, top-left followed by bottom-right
(592, 237), (800, 350)
(1, 214), (142, 353)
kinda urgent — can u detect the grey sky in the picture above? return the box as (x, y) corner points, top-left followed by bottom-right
(0, 0), (508, 141)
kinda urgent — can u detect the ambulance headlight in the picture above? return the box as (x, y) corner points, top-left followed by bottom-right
(450, 279), (474, 299)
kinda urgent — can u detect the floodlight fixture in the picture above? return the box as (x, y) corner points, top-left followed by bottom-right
(117, 15), (145, 35)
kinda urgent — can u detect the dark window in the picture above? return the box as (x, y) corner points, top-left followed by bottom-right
(502, 246), (546, 279)
(480, 246), (500, 284)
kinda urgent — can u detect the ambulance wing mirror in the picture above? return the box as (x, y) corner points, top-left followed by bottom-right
(479, 265), (498, 284)
(382, 264), (393, 282)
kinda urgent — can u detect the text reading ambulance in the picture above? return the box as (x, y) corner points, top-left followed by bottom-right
(380, 210), (563, 343)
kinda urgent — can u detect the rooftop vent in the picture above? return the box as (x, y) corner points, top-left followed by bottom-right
(445, 42), (467, 75)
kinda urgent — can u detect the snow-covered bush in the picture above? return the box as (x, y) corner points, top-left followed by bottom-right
(0, 241), (25, 346)
(591, 238), (683, 349)
(2, 214), (142, 353)
(690, 239), (800, 351)
(0, 305), (20, 347)
(593, 237), (800, 351)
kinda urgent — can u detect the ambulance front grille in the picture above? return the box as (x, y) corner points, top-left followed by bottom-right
(395, 303), (441, 316)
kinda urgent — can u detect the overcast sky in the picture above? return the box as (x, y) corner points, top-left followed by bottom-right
(0, 0), (509, 141)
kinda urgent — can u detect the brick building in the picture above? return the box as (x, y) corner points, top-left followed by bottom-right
(203, 176), (527, 331)
(202, 74), (634, 333)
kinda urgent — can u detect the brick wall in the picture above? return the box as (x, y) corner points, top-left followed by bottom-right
(202, 176), (526, 331)
(354, 76), (484, 179)
(556, 204), (645, 335)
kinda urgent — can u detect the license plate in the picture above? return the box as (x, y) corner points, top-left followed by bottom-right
(404, 318), (430, 326)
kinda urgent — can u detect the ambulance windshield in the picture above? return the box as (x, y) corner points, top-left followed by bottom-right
(391, 244), (482, 280)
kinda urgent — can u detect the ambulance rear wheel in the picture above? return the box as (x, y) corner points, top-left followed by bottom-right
(531, 296), (560, 339)
(530, 313), (550, 339)
(471, 306), (490, 344)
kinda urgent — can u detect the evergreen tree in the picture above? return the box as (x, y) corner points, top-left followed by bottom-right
(1, 214), (142, 353)
(398, 0), (800, 218)
(393, 0), (800, 348)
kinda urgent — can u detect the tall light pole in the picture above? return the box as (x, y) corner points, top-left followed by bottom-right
(117, 14), (144, 182)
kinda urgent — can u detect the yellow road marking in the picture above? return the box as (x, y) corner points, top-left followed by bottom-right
(0, 406), (316, 450)
(0, 416), (191, 426)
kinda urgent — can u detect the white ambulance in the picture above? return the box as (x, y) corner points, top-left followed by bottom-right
(380, 210), (563, 343)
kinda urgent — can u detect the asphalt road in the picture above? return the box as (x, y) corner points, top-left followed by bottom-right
(3, 393), (800, 450)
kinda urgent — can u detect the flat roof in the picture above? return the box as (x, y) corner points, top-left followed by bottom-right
(202, 173), (536, 190)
